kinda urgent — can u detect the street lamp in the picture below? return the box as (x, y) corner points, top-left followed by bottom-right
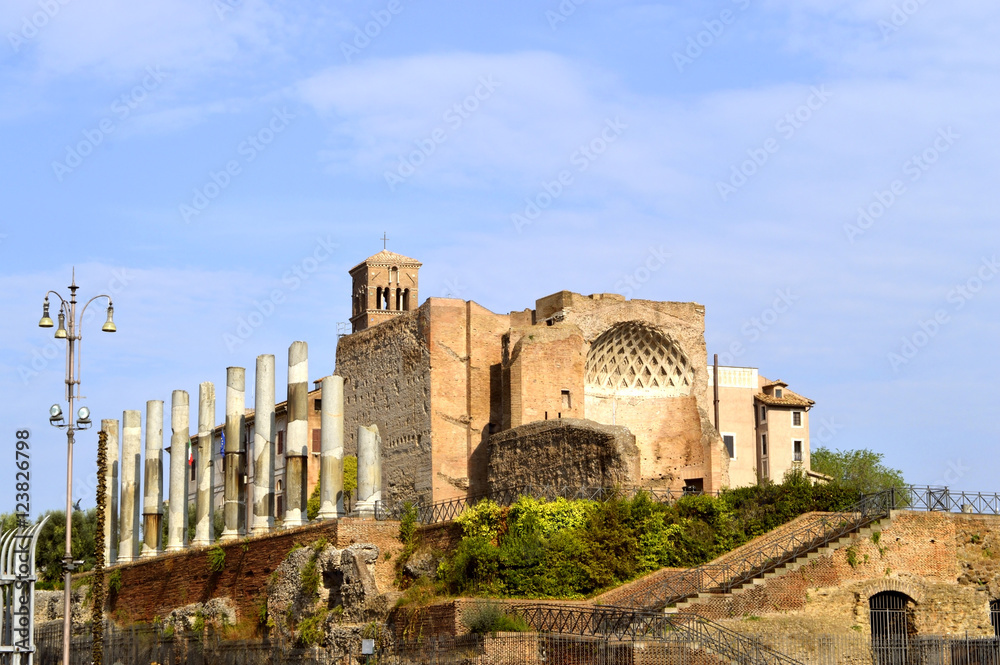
(39, 269), (116, 665)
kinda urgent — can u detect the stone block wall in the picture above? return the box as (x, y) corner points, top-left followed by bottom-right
(688, 511), (1000, 639)
(486, 418), (639, 492)
(337, 308), (433, 505)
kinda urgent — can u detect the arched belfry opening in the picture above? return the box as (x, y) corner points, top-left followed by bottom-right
(348, 249), (422, 332)
(870, 591), (915, 665)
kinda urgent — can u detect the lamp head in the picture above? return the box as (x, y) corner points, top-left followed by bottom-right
(38, 299), (53, 328)
(77, 406), (91, 427)
(49, 404), (64, 425)
(102, 304), (116, 333)
(54, 312), (67, 339)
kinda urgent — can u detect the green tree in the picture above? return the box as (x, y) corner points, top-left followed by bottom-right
(34, 509), (98, 586)
(810, 446), (906, 495)
(343, 455), (358, 512)
(307, 482), (322, 521)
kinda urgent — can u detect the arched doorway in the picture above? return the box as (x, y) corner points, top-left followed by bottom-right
(870, 591), (915, 665)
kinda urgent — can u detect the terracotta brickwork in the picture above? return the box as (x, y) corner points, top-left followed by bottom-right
(686, 511), (1000, 639)
(336, 285), (732, 503)
(80, 518), (403, 624)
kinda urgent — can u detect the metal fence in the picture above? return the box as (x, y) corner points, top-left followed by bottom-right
(369, 484), (719, 524)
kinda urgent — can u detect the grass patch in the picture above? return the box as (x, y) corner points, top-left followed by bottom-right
(462, 602), (530, 634)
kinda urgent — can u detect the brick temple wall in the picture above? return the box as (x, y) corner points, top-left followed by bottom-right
(79, 518), (403, 625)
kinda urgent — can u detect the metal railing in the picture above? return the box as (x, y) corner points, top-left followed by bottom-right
(483, 602), (805, 665)
(370, 484), (717, 524)
(899, 486), (1000, 516)
(605, 488), (896, 611)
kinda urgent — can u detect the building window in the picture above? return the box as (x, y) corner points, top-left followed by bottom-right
(403, 288), (410, 310)
(761, 434), (768, 457)
(190, 451), (196, 481)
(793, 440), (803, 463)
(991, 599), (1000, 637)
(312, 429), (321, 453)
(277, 430), (285, 455)
(792, 410), (802, 427)
(561, 389), (571, 409)
(375, 287), (382, 310)
(775, 388), (783, 398)
(723, 434), (735, 459)
(314, 398), (322, 412)
(760, 405), (767, 421)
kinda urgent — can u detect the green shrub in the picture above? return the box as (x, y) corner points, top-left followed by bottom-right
(307, 482), (322, 521)
(298, 609), (328, 646)
(439, 475), (859, 600)
(108, 570), (123, 595)
(207, 546), (226, 574)
(462, 602), (530, 634)
(301, 553), (321, 599)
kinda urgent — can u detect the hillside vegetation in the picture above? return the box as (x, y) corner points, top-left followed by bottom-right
(436, 472), (856, 599)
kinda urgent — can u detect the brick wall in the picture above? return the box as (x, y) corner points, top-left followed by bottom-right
(689, 511), (999, 638)
(80, 518), (403, 625)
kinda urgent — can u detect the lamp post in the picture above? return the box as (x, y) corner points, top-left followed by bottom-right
(38, 269), (117, 665)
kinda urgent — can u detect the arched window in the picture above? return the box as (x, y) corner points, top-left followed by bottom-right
(383, 287), (390, 310)
(403, 288), (410, 310)
(391, 266), (399, 283)
(870, 591), (914, 665)
(375, 287), (383, 310)
(991, 599), (1000, 637)
(395, 288), (402, 310)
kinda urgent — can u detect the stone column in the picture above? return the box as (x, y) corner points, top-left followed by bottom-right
(101, 419), (120, 565)
(317, 375), (344, 519)
(356, 424), (382, 517)
(167, 390), (189, 552)
(193, 382), (215, 547)
(118, 410), (142, 563)
(221, 367), (245, 541)
(141, 400), (164, 558)
(251, 354), (275, 535)
(283, 341), (309, 528)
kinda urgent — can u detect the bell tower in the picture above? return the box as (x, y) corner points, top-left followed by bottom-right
(349, 249), (422, 333)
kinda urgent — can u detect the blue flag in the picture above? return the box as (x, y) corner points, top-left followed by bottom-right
(220, 430), (226, 456)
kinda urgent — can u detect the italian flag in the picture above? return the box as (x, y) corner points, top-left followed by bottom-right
(188, 440), (193, 466)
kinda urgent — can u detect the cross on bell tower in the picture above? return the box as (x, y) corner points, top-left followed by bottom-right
(348, 247), (422, 333)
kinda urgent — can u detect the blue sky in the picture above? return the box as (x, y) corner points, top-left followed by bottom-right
(1, 0), (996, 512)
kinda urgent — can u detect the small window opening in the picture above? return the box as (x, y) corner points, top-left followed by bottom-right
(723, 434), (735, 459)
(561, 389), (571, 409)
(793, 440), (803, 463)
(775, 388), (783, 398)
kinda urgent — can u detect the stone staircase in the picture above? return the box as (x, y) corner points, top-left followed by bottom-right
(665, 514), (894, 615)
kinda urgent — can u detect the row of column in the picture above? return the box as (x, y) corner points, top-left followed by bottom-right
(100, 341), (369, 564)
